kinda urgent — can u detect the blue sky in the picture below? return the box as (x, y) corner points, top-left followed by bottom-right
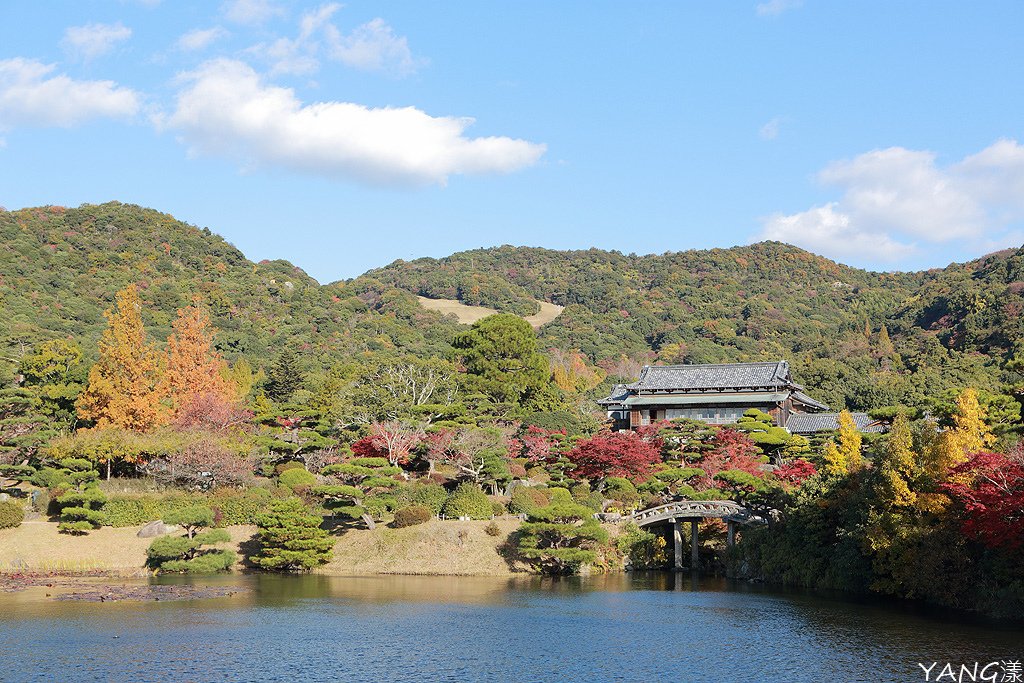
(2, 1), (1023, 282)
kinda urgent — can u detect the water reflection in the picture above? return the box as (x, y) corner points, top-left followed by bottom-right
(2, 573), (1021, 683)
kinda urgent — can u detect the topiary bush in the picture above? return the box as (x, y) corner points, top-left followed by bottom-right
(211, 487), (278, 526)
(392, 504), (432, 528)
(0, 500), (25, 529)
(441, 483), (493, 520)
(508, 486), (551, 515)
(278, 467), (317, 491)
(146, 506), (235, 574)
(250, 497), (334, 572)
(404, 482), (448, 515)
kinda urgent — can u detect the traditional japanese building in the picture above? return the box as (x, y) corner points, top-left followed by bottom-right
(598, 361), (830, 430)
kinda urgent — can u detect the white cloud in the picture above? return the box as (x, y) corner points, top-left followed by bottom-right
(757, 141), (1024, 265)
(761, 203), (917, 263)
(329, 18), (424, 76)
(250, 5), (423, 77)
(255, 3), (340, 75)
(756, 0), (803, 17)
(177, 27), (229, 52)
(160, 59), (545, 186)
(759, 117), (781, 141)
(223, 0), (285, 25)
(63, 22), (132, 61)
(0, 58), (140, 129)
(818, 147), (983, 241)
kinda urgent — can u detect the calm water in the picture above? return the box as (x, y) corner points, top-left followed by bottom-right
(1, 573), (1021, 683)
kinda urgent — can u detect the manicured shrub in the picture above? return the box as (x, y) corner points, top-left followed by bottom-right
(491, 501), (506, 516)
(603, 477), (641, 510)
(405, 482), (448, 514)
(56, 462), (107, 535)
(484, 521), (502, 537)
(103, 495), (168, 527)
(278, 467), (317, 491)
(250, 498), (334, 572)
(211, 487), (277, 526)
(275, 461), (305, 475)
(508, 486), (551, 515)
(146, 507), (235, 574)
(0, 500), (24, 529)
(441, 483), (493, 520)
(392, 505), (432, 528)
(517, 500), (610, 575)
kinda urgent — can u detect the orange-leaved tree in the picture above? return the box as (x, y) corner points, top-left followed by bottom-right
(163, 305), (232, 413)
(77, 284), (165, 432)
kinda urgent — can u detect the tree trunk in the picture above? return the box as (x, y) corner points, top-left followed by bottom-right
(362, 513), (376, 530)
(106, 459), (111, 481)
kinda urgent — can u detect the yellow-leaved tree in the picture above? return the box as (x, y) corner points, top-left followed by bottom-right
(77, 285), (164, 432)
(928, 388), (996, 477)
(873, 411), (917, 508)
(821, 410), (863, 476)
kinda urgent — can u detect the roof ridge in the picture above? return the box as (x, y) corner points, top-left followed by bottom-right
(647, 361), (782, 369)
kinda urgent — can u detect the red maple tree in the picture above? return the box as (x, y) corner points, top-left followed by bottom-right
(941, 447), (1024, 550)
(567, 431), (662, 482)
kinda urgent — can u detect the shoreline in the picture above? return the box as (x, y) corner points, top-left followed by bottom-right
(0, 518), (527, 578)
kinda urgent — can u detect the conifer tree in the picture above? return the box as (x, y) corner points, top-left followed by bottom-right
(163, 305), (231, 414)
(265, 349), (303, 402)
(77, 285), (164, 432)
(250, 497), (334, 572)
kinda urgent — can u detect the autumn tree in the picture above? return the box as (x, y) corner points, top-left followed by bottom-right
(928, 388), (997, 477)
(941, 447), (1024, 550)
(567, 431), (661, 483)
(163, 305), (232, 419)
(365, 421), (424, 467)
(873, 412), (917, 508)
(77, 285), (164, 432)
(822, 410), (862, 476)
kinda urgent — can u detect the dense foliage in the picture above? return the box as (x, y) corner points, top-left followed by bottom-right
(0, 201), (1022, 612)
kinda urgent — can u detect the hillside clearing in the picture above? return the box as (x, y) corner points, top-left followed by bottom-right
(417, 296), (563, 327)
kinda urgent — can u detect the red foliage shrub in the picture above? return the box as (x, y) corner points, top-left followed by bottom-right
(774, 459), (817, 487)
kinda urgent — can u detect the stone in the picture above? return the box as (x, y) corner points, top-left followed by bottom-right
(136, 520), (179, 538)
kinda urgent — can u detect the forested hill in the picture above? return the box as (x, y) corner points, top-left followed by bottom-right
(0, 202), (462, 366)
(2, 201), (1023, 413)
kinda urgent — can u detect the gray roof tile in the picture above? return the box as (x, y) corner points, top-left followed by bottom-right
(634, 361), (791, 391)
(787, 412), (886, 434)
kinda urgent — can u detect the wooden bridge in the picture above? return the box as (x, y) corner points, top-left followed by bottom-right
(622, 500), (761, 571)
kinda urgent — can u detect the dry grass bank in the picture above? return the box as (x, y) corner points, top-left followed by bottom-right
(321, 518), (526, 576)
(0, 521), (256, 575)
(416, 297), (563, 328)
(0, 519), (527, 577)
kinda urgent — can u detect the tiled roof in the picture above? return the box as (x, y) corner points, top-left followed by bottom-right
(633, 361), (792, 391)
(787, 412), (886, 434)
(791, 390), (830, 412)
(596, 383), (630, 406)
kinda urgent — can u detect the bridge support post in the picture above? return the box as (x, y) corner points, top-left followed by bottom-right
(690, 520), (699, 570)
(727, 520), (736, 548)
(672, 520), (683, 570)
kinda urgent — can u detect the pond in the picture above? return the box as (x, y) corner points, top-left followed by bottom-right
(1, 573), (1021, 682)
